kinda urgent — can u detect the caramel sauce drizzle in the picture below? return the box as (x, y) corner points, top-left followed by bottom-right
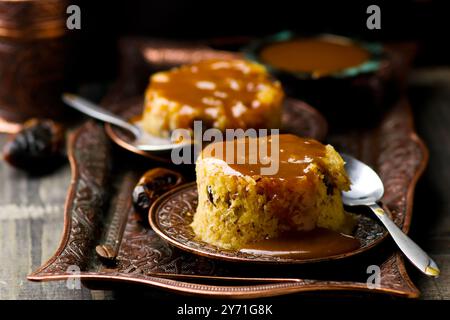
(148, 59), (278, 128)
(202, 134), (360, 258)
(201, 134), (326, 180)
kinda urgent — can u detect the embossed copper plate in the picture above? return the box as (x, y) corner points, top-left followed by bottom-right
(104, 96), (328, 162)
(149, 183), (387, 264)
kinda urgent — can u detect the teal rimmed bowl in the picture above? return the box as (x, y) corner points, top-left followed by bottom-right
(243, 30), (385, 80)
(242, 31), (397, 130)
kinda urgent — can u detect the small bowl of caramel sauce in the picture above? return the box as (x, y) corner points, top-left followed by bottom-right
(243, 31), (394, 129)
(247, 31), (383, 80)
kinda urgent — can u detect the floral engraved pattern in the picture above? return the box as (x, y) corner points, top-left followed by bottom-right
(39, 122), (110, 273)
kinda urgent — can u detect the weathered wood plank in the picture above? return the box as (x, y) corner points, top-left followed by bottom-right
(0, 138), (94, 300)
(408, 67), (450, 300)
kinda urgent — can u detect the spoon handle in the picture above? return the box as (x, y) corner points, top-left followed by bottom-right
(62, 93), (141, 138)
(368, 203), (440, 277)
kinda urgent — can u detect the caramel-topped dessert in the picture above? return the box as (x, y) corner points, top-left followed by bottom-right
(260, 38), (370, 77)
(192, 134), (357, 252)
(142, 59), (284, 137)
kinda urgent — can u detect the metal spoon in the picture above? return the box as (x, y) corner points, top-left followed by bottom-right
(341, 154), (440, 277)
(62, 93), (189, 151)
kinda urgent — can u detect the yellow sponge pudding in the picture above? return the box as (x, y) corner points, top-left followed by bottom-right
(191, 134), (354, 249)
(142, 59), (284, 137)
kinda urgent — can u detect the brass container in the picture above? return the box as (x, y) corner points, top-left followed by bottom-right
(0, 0), (69, 122)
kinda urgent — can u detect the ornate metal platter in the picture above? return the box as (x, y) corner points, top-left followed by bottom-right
(28, 39), (426, 298)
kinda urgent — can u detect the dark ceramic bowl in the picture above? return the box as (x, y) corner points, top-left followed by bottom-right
(243, 31), (398, 130)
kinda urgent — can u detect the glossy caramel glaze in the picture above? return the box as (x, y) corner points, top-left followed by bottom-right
(147, 59), (282, 128)
(201, 134), (326, 179)
(240, 228), (360, 259)
(260, 38), (370, 77)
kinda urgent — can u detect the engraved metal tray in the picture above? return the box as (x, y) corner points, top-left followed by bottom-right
(28, 96), (427, 298)
(28, 38), (426, 298)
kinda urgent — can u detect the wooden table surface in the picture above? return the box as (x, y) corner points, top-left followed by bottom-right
(0, 67), (449, 300)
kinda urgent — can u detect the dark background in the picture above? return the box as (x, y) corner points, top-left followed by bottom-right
(72, 0), (449, 83)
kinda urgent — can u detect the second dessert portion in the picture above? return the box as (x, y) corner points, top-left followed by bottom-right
(191, 134), (355, 250)
(142, 59), (284, 138)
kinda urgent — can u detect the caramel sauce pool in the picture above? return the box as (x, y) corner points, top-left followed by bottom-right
(240, 228), (360, 259)
(260, 38), (370, 77)
(202, 134), (326, 179)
